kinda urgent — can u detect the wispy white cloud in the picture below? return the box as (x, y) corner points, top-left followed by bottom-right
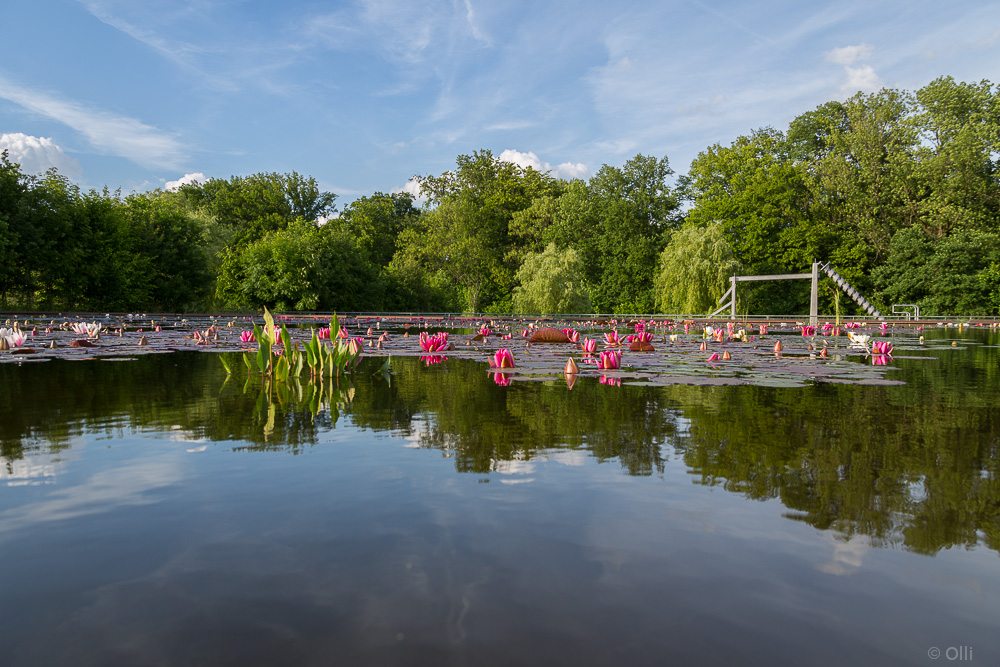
(0, 75), (186, 170)
(0, 133), (83, 178)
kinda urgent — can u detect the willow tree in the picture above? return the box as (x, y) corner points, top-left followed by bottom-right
(512, 243), (592, 314)
(654, 223), (739, 314)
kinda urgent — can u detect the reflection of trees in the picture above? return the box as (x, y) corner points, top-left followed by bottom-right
(349, 357), (677, 476)
(665, 341), (1000, 556)
(3, 336), (998, 556)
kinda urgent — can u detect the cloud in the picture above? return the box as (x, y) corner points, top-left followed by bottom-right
(0, 76), (187, 170)
(164, 172), (205, 191)
(842, 65), (883, 94)
(824, 43), (875, 66)
(0, 133), (82, 178)
(498, 149), (591, 181)
(392, 177), (427, 205)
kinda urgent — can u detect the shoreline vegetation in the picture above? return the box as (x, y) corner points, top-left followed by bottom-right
(2, 76), (999, 318)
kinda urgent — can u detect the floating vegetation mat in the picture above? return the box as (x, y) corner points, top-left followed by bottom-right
(0, 314), (973, 388)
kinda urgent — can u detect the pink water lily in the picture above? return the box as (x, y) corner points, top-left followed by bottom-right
(581, 337), (597, 355)
(520, 328), (531, 338)
(707, 352), (720, 362)
(240, 330), (256, 343)
(491, 348), (515, 368)
(419, 331), (449, 352)
(561, 328), (580, 343)
(758, 324), (769, 335)
(317, 327), (331, 340)
(349, 337), (364, 356)
(597, 350), (621, 370)
(879, 323), (888, 332)
(604, 331), (622, 346)
(801, 325), (816, 336)
(872, 341), (893, 355)
(478, 326), (491, 337)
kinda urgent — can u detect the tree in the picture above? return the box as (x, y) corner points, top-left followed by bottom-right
(873, 226), (1000, 315)
(339, 191), (421, 269)
(654, 223), (740, 314)
(680, 128), (820, 313)
(216, 220), (381, 311)
(512, 243), (592, 314)
(587, 154), (681, 313)
(404, 150), (561, 312)
(180, 171), (337, 247)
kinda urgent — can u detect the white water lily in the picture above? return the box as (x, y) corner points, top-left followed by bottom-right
(71, 322), (102, 337)
(847, 332), (871, 348)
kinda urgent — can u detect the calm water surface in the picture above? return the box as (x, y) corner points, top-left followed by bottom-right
(1, 329), (998, 666)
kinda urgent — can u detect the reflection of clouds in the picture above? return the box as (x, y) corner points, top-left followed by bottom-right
(0, 458), (182, 533)
(491, 460), (536, 475)
(1, 457), (62, 486)
(817, 533), (871, 575)
(542, 450), (588, 467)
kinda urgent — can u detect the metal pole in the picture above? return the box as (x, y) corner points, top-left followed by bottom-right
(731, 276), (737, 320)
(810, 262), (819, 327)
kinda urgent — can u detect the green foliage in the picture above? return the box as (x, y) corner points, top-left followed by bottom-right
(339, 192), (420, 268)
(654, 223), (740, 314)
(874, 226), (1000, 315)
(216, 220), (382, 311)
(400, 149), (561, 312)
(512, 243), (592, 314)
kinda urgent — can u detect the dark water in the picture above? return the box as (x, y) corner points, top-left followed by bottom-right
(1, 329), (998, 666)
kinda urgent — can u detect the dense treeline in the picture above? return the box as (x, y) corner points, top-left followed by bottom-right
(1, 76), (998, 315)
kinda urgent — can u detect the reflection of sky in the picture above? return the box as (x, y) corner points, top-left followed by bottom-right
(0, 455), (182, 534)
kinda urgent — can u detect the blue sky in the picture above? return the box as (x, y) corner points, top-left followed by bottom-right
(2, 0), (998, 207)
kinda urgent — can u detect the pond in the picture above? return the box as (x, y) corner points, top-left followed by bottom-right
(1, 319), (998, 666)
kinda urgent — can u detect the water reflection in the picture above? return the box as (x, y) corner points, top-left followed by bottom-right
(2, 335), (999, 557)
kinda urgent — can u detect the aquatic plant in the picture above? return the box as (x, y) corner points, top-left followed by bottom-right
(491, 348), (515, 368)
(241, 330), (256, 343)
(597, 350), (621, 370)
(419, 332), (450, 352)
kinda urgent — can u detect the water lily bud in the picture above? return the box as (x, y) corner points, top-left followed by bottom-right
(773, 340), (783, 352)
(722, 350), (731, 360)
(699, 341), (707, 351)
(565, 358), (579, 374)
(138, 336), (148, 346)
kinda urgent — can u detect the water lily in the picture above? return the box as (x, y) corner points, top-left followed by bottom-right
(349, 337), (364, 356)
(604, 331), (622, 346)
(759, 324), (769, 335)
(597, 350), (621, 370)
(419, 331), (449, 352)
(872, 341), (893, 355)
(491, 348), (515, 368)
(478, 326), (491, 337)
(581, 337), (597, 355)
(801, 325), (816, 336)
(4, 330), (25, 348)
(707, 352), (719, 362)
(565, 358), (579, 374)
(879, 323), (888, 332)
(240, 330), (256, 343)
(317, 327), (331, 340)
(421, 354), (446, 366)
(561, 328), (580, 343)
